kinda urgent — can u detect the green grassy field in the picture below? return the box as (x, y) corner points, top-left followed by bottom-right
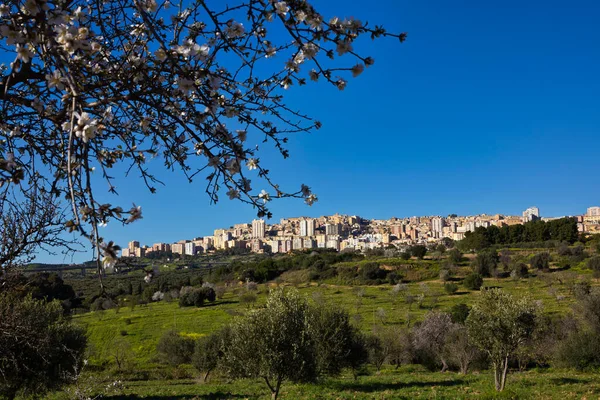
(76, 277), (583, 366)
(47, 364), (600, 399)
(43, 272), (599, 399)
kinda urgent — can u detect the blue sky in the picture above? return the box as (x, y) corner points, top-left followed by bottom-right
(33, 0), (600, 263)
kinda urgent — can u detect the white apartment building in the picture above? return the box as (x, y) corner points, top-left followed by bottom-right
(300, 218), (315, 237)
(523, 206), (540, 222)
(252, 219), (265, 238)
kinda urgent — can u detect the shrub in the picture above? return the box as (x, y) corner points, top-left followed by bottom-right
(410, 245), (427, 260)
(472, 251), (498, 277)
(178, 287), (216, 307)
(554, 331), (600, 370)
(192, 327), (231, 381)
(448, 248), (463, 264)
(439, 269), (450, 282)
(530, 252), (551, 271)
(587, 257), (600, 278)
(156, 330), (195, 366)
(463, 273), (483, 290)
(511, 263), (529, 278)
(239, 290), (258, 307)
(361, 262), (387, 282)
(450, 303), (470, 324)
(444, 283), (458, 294)
(399, 252), (411, 260)
(0, 294), (87, 399)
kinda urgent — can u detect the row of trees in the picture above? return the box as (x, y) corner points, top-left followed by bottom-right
(459, 218), (579, 251)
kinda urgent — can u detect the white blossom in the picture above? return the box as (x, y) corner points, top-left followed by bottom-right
(126, 204), (143, 223)
(246, 158), (258, 170)
(226, 22), (245, 38)
(305, 193), (318, 206)
(15, 44), (33, 63)
(258, 189), (270, 203)
(274, 2), (289, 16)
(46, 70), (65, 91)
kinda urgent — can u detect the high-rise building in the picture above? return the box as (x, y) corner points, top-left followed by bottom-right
(184, 242), (196, 256)
(300, 218), (315, 237)
(587, 206), (600, 217)
(325, 223), (341, 236)
(523, 206), (540, 222)
(213, 229), (225, 249)
(128, 240), (140, 253)
(252, 219), (265, 238)
(431, 217), (444, 239)
(171, 243), (184, 255)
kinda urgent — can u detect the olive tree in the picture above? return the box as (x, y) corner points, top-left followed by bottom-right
(222, 288), (316, 400)
(0, 0), (405, 283)
(0, 293), (87, 400)
(466, 288), (538, 391)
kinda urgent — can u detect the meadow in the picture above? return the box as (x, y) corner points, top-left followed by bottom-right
(47, 261), (600, 400)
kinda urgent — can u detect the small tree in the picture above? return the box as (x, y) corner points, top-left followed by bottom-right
(587, 256), (600, 278)
(472, 250), (498, 277)
(444, 325), (482, 374)
(0, 294), (87, 400)
(309, 303), (365, 376)
(448, 248), (463, 264)
(530, 252), (551, 272)
(192, 327), (231, 381)
(466, 289), (538, 391)
(444, 282), (458, 294)
(412, 312), (455, 372)
(156, 330), (195, 366)
(222, 288), (316, 400)
(410, 245), (427, 260)
(463, 273), (484, 290)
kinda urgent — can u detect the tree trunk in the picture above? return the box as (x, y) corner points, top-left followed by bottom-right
(493, 363), (501, 391)
(500, 356), (509, 391)
(272, 377), (282, 400)
(440, 358), (449, 373)
(460, 360), (469, 375)
(203, 370), (211, 382)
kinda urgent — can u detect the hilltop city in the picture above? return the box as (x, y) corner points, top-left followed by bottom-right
(122, 205), (600, 258)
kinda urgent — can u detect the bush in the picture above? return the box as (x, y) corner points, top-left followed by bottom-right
(444, 283), (458, 294)
(554, 331), (600, 370)
(530, 252), (551, 271)
(439, 269), (450, 282)
(192, 327), (231, 381)
(0, 294), (87, 399)
(587, 257), (600, 278)
(450, 303), (470, 324)
(399, 252), (411, 260)
(472, 251), (498, 277)
(409, 245), (427, 260)
(156, 330), (195, 366)
(463, 273), (483, 290)
(361, 262), (388, 282)
(448, 248), (463, 264)
(511, 263), (529, 278)
(178, 287), (216, 307)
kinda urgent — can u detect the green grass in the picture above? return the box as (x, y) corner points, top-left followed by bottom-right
(46, 365), (600, 399)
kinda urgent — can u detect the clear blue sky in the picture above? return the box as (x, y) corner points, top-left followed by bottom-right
(38, 0), (600, 263)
